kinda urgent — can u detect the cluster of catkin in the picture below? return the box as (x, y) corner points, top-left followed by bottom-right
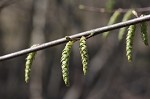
(60, 36), (89, 86)
(24, 10), (149, 86)
(24, 37), (89, 86)
(103, 10), (149, 62)
(126, 19), (148, 62)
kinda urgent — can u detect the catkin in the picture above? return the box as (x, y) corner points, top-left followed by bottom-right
(126, 25), (136, 62)
(103, 10), (121, 38)
(80, 36), (89, 75)
(118, 10), (133, 40)
(140, 17), (148, 45)
(61, 41), (74, 86)
(25, 45), (37, 83)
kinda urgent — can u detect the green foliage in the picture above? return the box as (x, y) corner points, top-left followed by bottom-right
(25, 45), (37, 83)
(140, 18), (148, 45)
(118, 10), (133, 40)
(103, 10), (121, 38)
(61, 41), (74, 86)
(126, 25), (136, 62)
(80, 36), (89, 75)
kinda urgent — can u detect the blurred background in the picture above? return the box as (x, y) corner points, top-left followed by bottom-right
(0, 0), (150, 99)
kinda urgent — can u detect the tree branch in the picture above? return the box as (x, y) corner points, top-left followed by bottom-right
(0, 0), (16, 10)
(79, 5), (150, 13)
(0, 14), (150, 61)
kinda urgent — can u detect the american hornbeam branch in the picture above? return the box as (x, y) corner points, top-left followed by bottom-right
(0, 0), (16, 10)
(0, 14), (150, 61)
(79, 5), (150, 13)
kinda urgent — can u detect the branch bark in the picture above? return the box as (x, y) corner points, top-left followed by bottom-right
(0, 14), (150, 61)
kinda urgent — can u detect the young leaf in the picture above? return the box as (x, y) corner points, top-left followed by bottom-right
(103, 10), (121, 38)
(126, 25), (136, 62)
(80, 36), (89, 75)
(61, 41), (74, 86)
(118, 10), (133, 41)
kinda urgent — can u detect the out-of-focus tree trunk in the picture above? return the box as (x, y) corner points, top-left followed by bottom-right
(29, 0), (48, 99)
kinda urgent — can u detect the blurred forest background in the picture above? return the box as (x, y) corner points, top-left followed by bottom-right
(0, 0), (150, 99)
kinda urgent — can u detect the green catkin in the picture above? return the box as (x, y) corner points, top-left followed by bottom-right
(25, 45), (37, 83)
(140, 16), (148, 45)
(80, 36), (89, 75)
(126, 25), (136, 62)
(103, 10), (121, 38)
(61, 41), (74, 86)
(118, 10), (133, 41)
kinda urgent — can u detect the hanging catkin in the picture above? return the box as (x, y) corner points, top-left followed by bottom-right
(103, 10), (121, 38)
(118, 10), (133, 40)
(80, 36), (89, 75)
(140, 15), (148, 45)
(61, 41), (74, 86)
(25, 45), (37, 83)
(126, 25), (136, 62)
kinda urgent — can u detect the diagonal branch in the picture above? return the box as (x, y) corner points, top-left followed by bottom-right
(79, 5), (150, 13)
(0, 0), (16, 10)
(0, 14), (150, 61)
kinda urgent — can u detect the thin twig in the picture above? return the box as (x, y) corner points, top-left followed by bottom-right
(0, 15), (150, 61)
(0, 0), (16, 10)
(79, 5), (150, 13)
